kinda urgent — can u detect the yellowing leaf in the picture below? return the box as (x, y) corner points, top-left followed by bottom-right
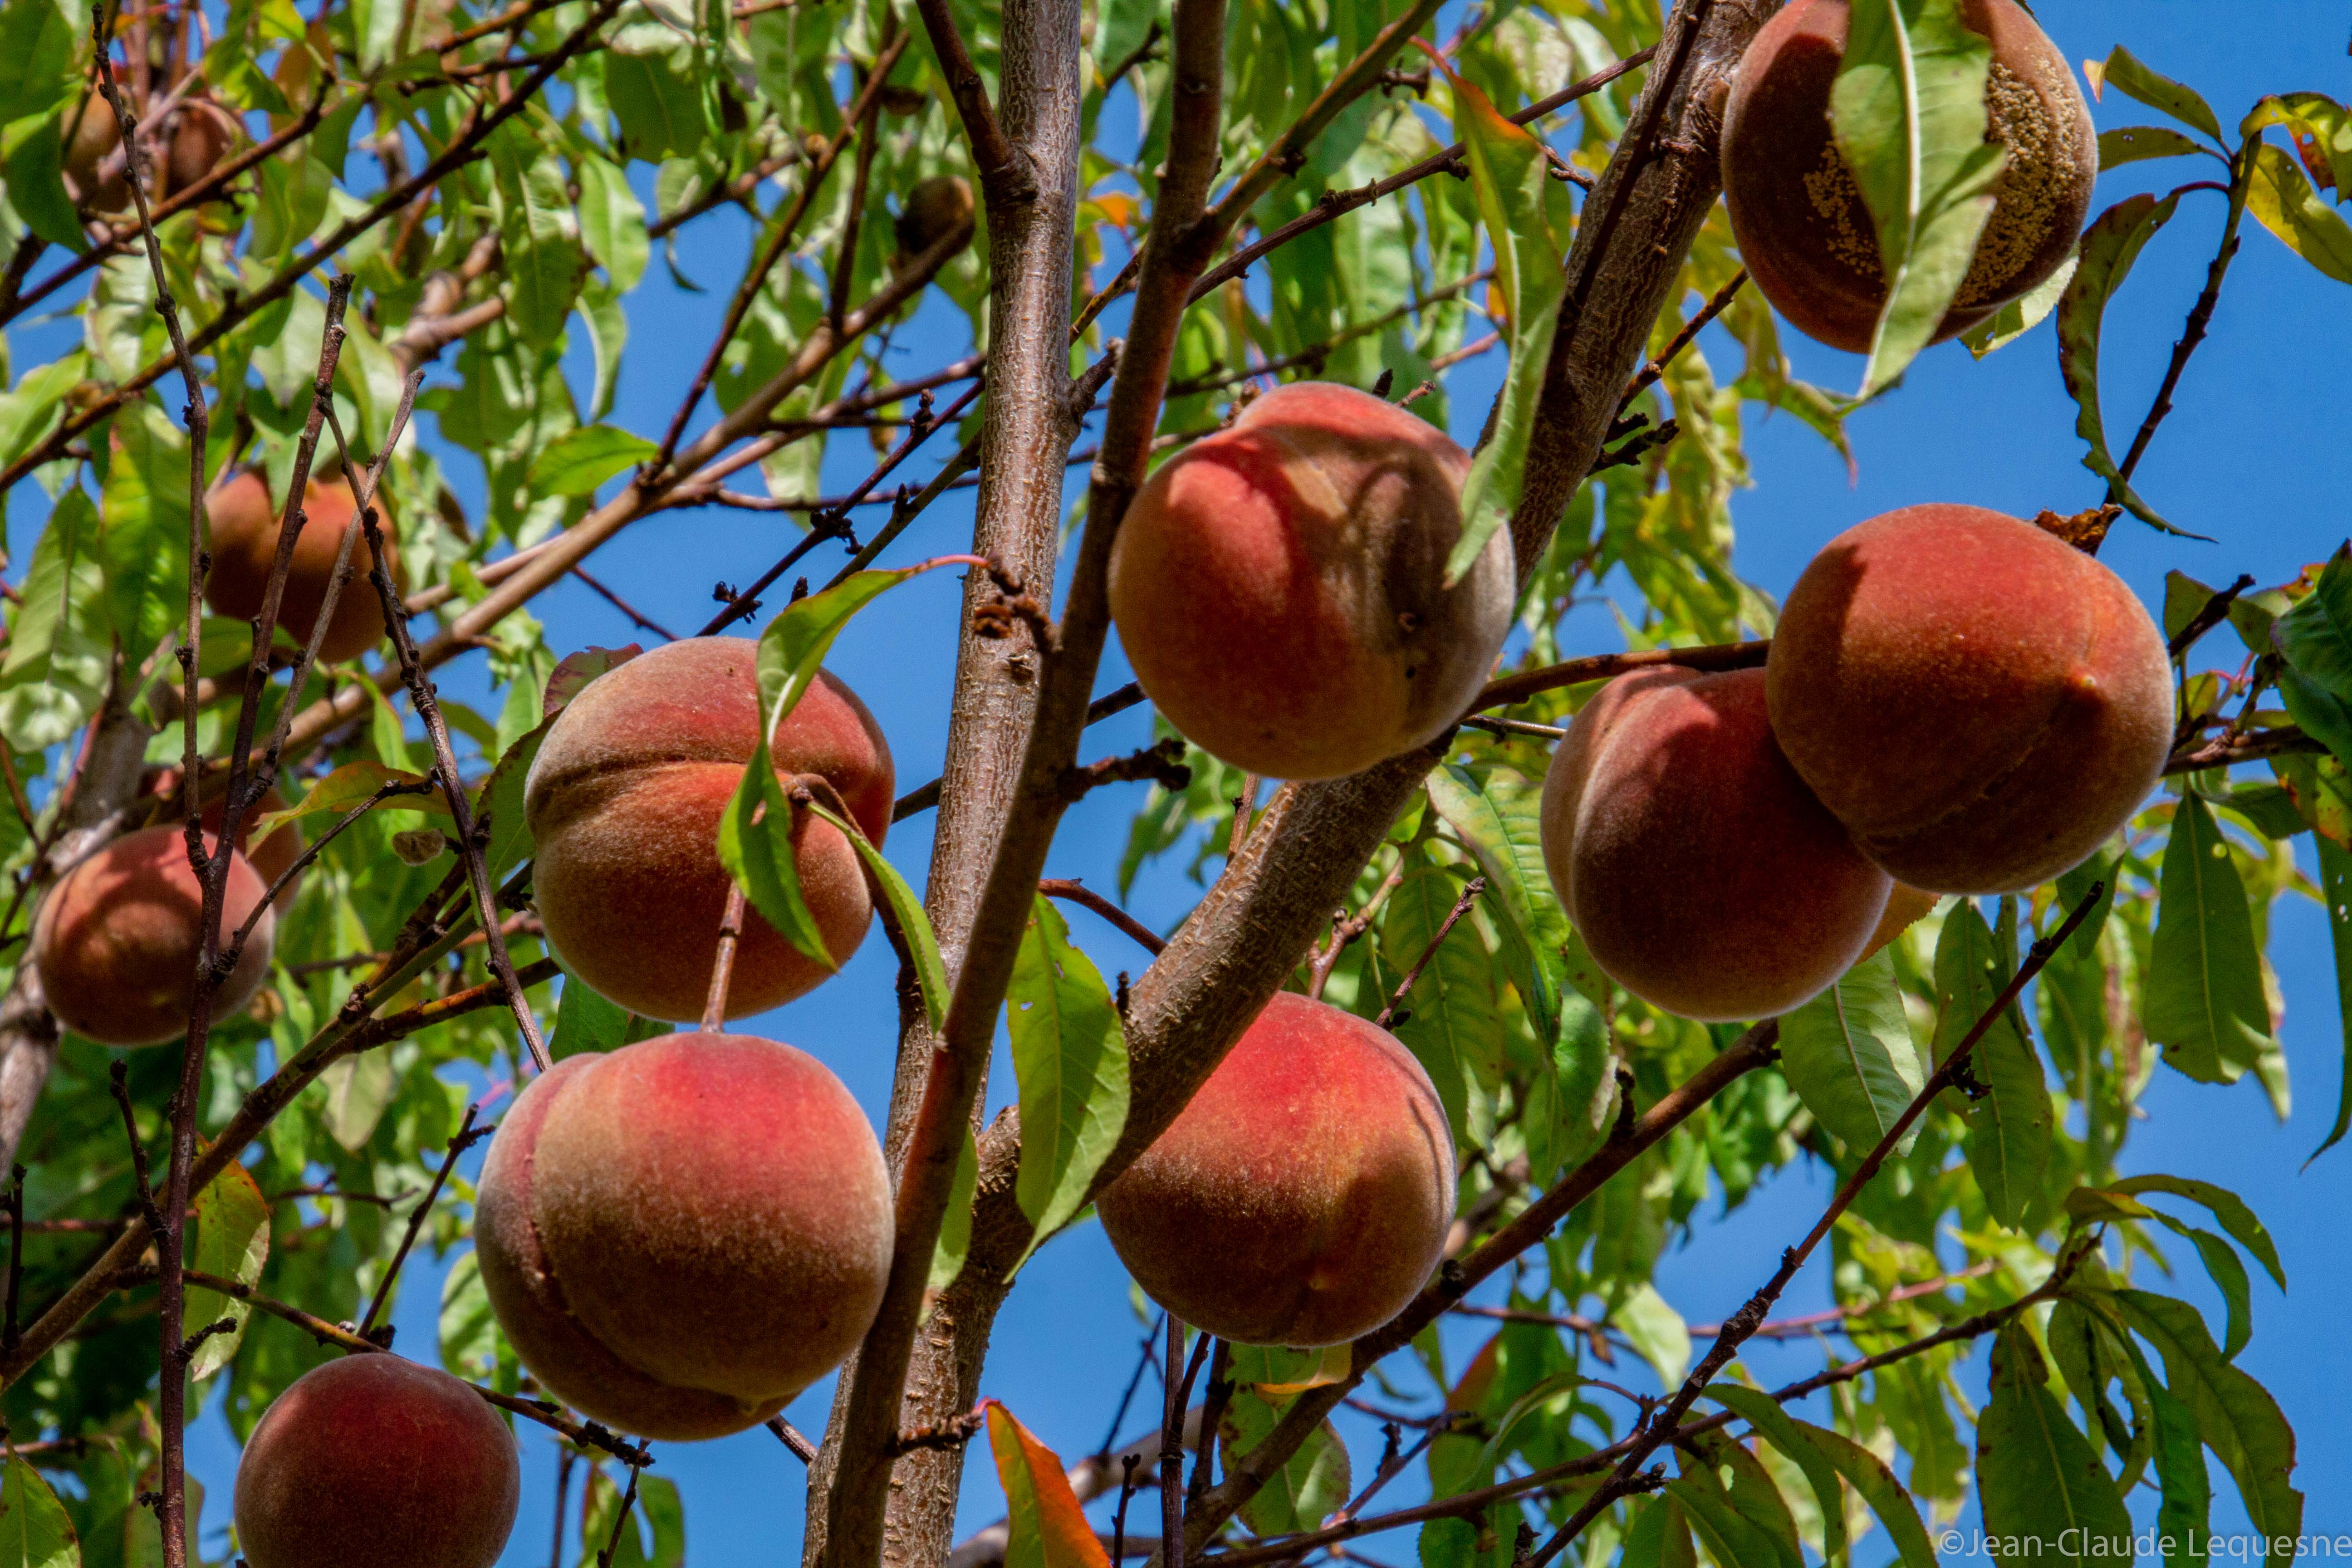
(985, 1402), (1107, 1568)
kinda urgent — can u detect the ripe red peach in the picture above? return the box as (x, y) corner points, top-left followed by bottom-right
(1540, 666), (1892, 1022)
(1107, 381), (1513, 781)
(204, 469), (398, 664)
(1095, 992), (1455, 1347)
(33, 825), (275, 1047)
(1721, 0), (2096, 353)
(234, 1353), (519, 1568)
(472, 1032), (892, 1441)
(1766, 505), (2171, 894)
(524, 636), (893, 1022)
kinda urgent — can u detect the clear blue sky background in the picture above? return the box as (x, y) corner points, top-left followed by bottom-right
(16, 0), (2339, 1561)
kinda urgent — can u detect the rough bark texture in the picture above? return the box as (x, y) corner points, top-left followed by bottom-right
(0, 668), (157, 1171)
(801, 0), (1084, 1563)
(874, 3), (1774, 1562)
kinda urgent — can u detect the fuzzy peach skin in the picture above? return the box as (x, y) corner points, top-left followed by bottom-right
(1766, 505), (2172, 894)
(1107, 381), (1513, 781)
(1096, 992), (1455, 1347)
(473, 1032), (893, 1441)
(32, 825), (275, 1047)
(205, 469), (398, 664)
(234, 1353), (519, 1568)
(1541, 666), (1892, 1022)
(524, 637), (894, 1022)
(1721, 0), (2095, 353)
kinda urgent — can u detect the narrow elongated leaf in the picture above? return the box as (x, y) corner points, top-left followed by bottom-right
(479, 714), (554, 886)
(2092, 46), (2225, 145)
(2271, 543), (2352, 696)
(2056, 191), (2189, 533)
(2097, 125), (2218, 170)
(246, 760), (449, 842)
(1619, 1499), (1696, 1568)
(1420, 50), (1572, 585)
(1959, 253), (2075, 357)
(2107, 1290), (2303, 1549)
(2145, 1213), (2254, 1360)
(2107, 1174), (2286, 1289)
(549, 974), (667, 1060)
(1685, 1434), (1804, 1568)
(2145, 796), (2274, 1082)
(1977, 1327), (2135, 1565)
(1222, 1393), (1351, 1537)
(185, 1160), (271, 1380)
(1831, 0), (2006, 394)
(578, 152), (650, 293)
(1779, 947), (1925, 1156)
(927, 1121), (980, 1299)
(1705, 1387), (1847, 1565)
(803, 798), (948, 1030)
(1796, 1419), (1940, 1568)
(1929, 901), (2049, 1224)
(986, 1401), (1110, 1568)
(1005, 896), (1130, 1260)
(1380, 854), (1502, 1148)
(1662, 1478), (1788, 1568)
(2242, 91), (2352, 194)
(526, 425), (659, 497)
(717, 755), (834, 970)
(0, 1457), (79, 1568)
(2309, 833), (2352, 1161)
(2095, 1300), (2214, 1566)
(489, 130), (584, 346)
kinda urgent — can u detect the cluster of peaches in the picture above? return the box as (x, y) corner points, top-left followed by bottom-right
(44, 3), (2132, 1562)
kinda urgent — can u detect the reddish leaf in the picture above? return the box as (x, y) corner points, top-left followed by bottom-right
(985, 1401), (1107, 1568)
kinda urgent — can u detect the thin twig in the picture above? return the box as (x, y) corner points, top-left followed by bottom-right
(2114, 160), (2248, 493)
(1039, 880), (1167, 955)
(703, 882), (750, 1032)
(358, 1106), (487, 1335)
(1617, 267), (1746, 409)
(1373, 877), (1483, 1028)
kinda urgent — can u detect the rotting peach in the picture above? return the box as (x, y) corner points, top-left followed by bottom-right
(1765, 504), (2171, 894)
(1721, 0), (2096, 353)
(234, 1352), (519, 1568)
(472, 1031), (892, 1441)
(1107, 381), (1513, 781)
(32, 824), (275, 1047)
(1095, 991), (1456, 1347)
(1540, 666), (1892, 1022)
(524, 636), (894, 1022)
(204, 468), (398, 664)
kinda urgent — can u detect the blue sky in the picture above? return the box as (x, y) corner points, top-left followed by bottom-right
(15, 0), (2345, 1561)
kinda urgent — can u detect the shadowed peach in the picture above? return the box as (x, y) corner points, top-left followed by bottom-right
(473, 1032), (892, 1441)
(234, 1353), (519, 1568)
(1765, 504), (2171, 893)
(1540, 666), (1892, 1021)
(1722, 0), (2096, 353)
(1096, 991), (1455, 1347)
(524, 637), (894, 1022)
(205, 469), (398, 664)
(33, 824), (275, 1047)
(1108, 381), (1512, 781)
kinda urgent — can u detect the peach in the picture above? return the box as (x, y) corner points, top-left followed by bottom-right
(33, 825), (275, 1047)
(204, 469), (397, 664)
(234, 1353), (519, 1568)
(524, 636), (893, 1022)
(1107, 381), (1512, 781)
(163, 99), (234, 197)
(472, 1032), (892, 1441)
(1765, 504), (2172, 893)
(895, 175), (975, 262)
(1539, 666), (1892, 1022)
(1095, 992), (1455, 1347)
(1721, 0), (2096, 353)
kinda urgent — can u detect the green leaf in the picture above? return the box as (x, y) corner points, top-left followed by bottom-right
(1092, 0), (1153, 74)
(1778, 946), (1926, 1156)
(1794, 1419), (1940, 1568)
(247, 760), (450, 843)
(489, 129), (584, 347)
(2277, 662), (2352, 771)
(926, 1120), (980, 1300)
(2310, 833), (2352, 1162)
(803, 797), (949, 1031)
(0, 353), (83, 474)
(0, 488), (108, 751)
(440, 1248), (513, 1384)
(1704, 1387), (1848, 1567)
(2091, 46), (2224, 146)
(2242, 91), (2352, 195)
(578, 152), (649, 293)
(2272, 542), (2352, 695)
(1612, 1282), (1689, 1388)
(1928, 901), (2050, 1224)
(604, 47), (706, 162)
(2056, 191), (2191, 534)
(0, 0), (75, 125)
(1, 115), (87, 254)
(1222, 1393), (1351, 1537)
(1380, 854), (1502, 1149)
(549, 974), (668, 1060)
(185, 1159), (271, 1380)
(1830, 0), (2007, 396)
(1977, 1326), (2135, 1565)
(2097, 124), (2219, 170)
(1004, 895), (1130, 1262)
(1959, 252), (2074, 357)
(716, 754), (835, 971)
(2247, 141), (2352, 284)
(1661, 1478), (1788, 1568)
(478, 711), (554, 887)
(0, 1455), (79, 1568)
(97, 404), (193, 658)
(986, 1401), (1110, 1568)
(526, 425), (658, 497)
(2145, 1213), (2254, 1360)
(2145, 795), (2274, 1082)
(1619, 1499), (1696, 1568)
(2106, 1290), (2303, 1549)
(350, 0), (402, 71)
(1422, 50), (1571, 586)
(2093, 1302), (2213, 1566)
(577, 1470), (685, 1568)
(2107, 1174), (2286, 1289)
(317, 1049), (394, 1150)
